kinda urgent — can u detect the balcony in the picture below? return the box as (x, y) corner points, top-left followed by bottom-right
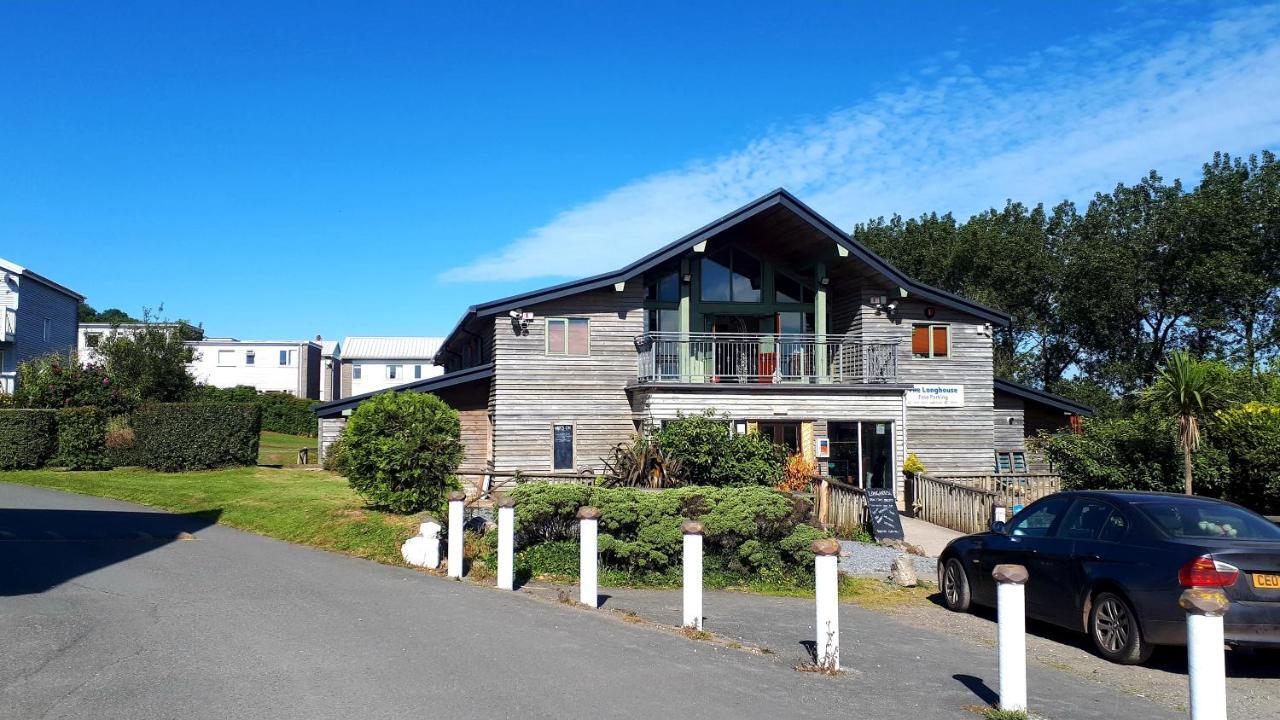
(2, 307), (13, 343)
(635, 332), (898, 385)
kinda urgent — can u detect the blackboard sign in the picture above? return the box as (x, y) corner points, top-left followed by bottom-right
(866, 487), (905, 541)
(553, 424), (574, 471)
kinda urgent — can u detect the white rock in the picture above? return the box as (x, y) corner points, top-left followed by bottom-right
(402, 533), (441, 568)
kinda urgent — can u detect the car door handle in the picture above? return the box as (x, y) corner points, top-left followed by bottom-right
(1075, 553), (1103, 561)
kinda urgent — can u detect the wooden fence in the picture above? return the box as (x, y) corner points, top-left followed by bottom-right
(908, 473), (1064, 534)
(932, 473), (1062, 508)
(812, 477), (869, 538)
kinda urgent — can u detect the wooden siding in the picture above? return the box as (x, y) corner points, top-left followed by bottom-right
(318, 417), (346, 461)
(339, 360), (353, 399)
(857, 268), (995, 474)
(489, 286), (645, 472)
(994, 391), (1026, 452)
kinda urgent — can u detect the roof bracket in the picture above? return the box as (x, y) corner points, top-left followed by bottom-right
(835, 243), (849, 258)
(693, 241), (707, 253)
(898, 287), (909, 298)
(613, 281), (626, 292)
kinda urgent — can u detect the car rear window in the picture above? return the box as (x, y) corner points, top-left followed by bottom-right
(1135, 499), (1280, 540)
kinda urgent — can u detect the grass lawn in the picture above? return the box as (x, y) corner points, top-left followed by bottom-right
(258, 431), (316, 466)
(0, 465), (420, 566)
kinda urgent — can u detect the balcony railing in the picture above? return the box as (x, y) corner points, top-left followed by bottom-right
(635, 332), (898, 384)
(2, 307), (13, 342)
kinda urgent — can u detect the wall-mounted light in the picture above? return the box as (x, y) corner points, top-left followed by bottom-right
(819, 277), (830, 287)
(681, 272), (692, 283)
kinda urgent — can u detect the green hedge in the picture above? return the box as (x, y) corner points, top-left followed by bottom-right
(56, 407), (110, 470)
(192, 385), (316, 436)
(133, 402), (262, 471)
(0, 409), (57, 469)
(508, 483), (825, 577)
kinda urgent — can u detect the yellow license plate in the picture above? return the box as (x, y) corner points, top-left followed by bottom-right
(1253, 573), (1280, 589)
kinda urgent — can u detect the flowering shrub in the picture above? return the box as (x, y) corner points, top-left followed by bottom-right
(15, 354), (135, 417)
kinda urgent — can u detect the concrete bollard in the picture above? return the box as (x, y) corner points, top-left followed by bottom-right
(1180, 588), (1229, 720)
(446, 490), (466, 579)
(682, 521), (704, 629)
(577, 507), (601, 608)
(992, 564), (1029, 713)
(812, 538), (841, 669)
(496, 496), (516, 590)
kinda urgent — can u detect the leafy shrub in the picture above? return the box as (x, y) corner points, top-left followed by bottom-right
(56, 407), (110, 470)
(104, 415), (142, 467)
(133, 402), (261, 471)
(0, 409), (57, 469)
(15, 354), (135, 416)
(1212, 403), (1280, 514)
(777, 453), (816, 492)
(96, 310), (197, 402)
(193, 385), (317, 436)
(337, 391), (463, 514)
(903, 452), (927, 476)
(645, 411), (787, 486)
(321, 437), (347, 472)
(600, 434), (683, 487)
(508, 482), (821, 577)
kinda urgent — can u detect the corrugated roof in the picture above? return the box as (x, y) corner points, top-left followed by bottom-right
(321, 340), (340, 357)
(341, 336), (443, 360)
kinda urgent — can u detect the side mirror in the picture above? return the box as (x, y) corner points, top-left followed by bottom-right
(990, 520), (1007, 535)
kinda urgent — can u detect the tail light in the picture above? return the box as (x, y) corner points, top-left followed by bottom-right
(1178, 555), (1239, 587)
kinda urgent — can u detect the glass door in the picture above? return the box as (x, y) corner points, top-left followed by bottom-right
(860, 421), (894, 490)
(826, 422), (860, 485)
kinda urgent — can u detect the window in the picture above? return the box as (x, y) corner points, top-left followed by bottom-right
(414, 365), (422, 379)
(911, 324), (950, 358)
(646, 308), (680, 333)
(1058, 499), (1119, 541)
(42, 318), (51, 341)
(1135, 498), (1280, 540)
(217, 350), (236, 367)
(645, 271), (680, 302)
(552, 423), (574, 471)
(245, 351), (255, 365)
(995, 451), (1027, 474)
(353, 365), (362, 380)
(387, 364), (401, 380)
(85, 333), (101, 348)
(1009, 496), (1070, 538)
(774, 272), (814, 305)
(546, 317), (589, 355)
(700, 249), (761, 302)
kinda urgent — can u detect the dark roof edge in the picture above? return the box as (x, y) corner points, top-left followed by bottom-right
(312, 363), (494, 418)
(994, 377), (1094, 416)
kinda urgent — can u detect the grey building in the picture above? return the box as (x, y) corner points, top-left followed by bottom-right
(0, 256), (84, 394)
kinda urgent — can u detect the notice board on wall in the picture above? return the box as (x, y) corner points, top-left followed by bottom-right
(553, 424), (574, 471)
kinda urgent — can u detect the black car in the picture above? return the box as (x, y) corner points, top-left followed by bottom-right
(937, 490), (1280, 664)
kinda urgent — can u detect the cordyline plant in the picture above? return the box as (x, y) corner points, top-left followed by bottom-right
(1145, 351), (1229, 495)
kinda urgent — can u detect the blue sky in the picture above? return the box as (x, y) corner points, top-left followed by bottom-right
(3, 2), (1280, 340)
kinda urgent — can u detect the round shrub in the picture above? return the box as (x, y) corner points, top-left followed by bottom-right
(0, 409), (57, 469)
(56, 406), (110, 470)
(337, 391), (464, 514)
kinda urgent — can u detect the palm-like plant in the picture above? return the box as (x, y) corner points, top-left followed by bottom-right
(1146, 351), (1227, 495)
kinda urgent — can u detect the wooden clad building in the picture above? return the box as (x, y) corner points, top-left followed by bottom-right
(313, 189), (1090, 501)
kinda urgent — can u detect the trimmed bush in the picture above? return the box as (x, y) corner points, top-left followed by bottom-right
(337, 391), (463, 514)
(104, 415), (142, 467)
(648, 411), (787, 487)
(56, 407), (110, 470)
(193, 385), (317, 436)
(133, 403), (261, 471)
(509, 483), (821, 577)
(0, 409), (57, 469)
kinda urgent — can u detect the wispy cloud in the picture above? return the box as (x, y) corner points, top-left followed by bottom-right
(442, 4), (1280, 283)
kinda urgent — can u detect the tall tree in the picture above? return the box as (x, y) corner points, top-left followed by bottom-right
(1146, 351), (1228, 495)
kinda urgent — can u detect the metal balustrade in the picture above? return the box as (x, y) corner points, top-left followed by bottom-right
(634, 332), (898, 384)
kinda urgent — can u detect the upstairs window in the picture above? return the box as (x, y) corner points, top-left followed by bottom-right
(700, 248), (761, 302)
(353, 365), (362, 380)
(245, 350), (256, 365)
(387, 364), (401, 380)
(645, 271), (680, 302)
(85, 333), (101, 348)
(414, 365), (422, 379)
(774, 273), (814, 305)
(217, 350), (235, 367)
(42, 318), (51, 341)
(547, 318), (590, 355)
(911, 324), (950, 358)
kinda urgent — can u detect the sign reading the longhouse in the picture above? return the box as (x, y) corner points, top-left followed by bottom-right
(906, 384), (965, 408)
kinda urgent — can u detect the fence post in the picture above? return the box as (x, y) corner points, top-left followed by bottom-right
(812, 538), (840, 669)
(496, 496), (515, 590)
(1179, 588), (1229, 720)
(992, 564), (1029, 712)
(819, 479), (831, 528)
(682, 520), (704, 629)
(447, 490), (465, 579)
(577, 506), (601, 608)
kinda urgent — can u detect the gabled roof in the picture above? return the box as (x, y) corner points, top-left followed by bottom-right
(440, 188), (1011, 353)
(341, 336), (443, 361)
(320, 340), (341, 357)
(0, 256), (86, 302)
(994, 378), (1094, 416)
(312, 363), (494, 417)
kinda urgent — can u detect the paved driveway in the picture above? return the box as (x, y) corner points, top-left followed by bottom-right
(1, 484), (1177, 719)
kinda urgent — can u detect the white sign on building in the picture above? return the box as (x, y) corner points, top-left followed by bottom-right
(906, 384), (965, 408)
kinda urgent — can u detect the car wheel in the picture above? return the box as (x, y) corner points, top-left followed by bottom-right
(1089, 591), (1153, 664)
(940, 557), (971, 612)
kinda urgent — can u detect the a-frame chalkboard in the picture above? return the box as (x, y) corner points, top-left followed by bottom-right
(866, 488), (905, 541)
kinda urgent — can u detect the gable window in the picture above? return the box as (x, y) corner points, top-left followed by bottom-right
(700, 248), (761, 303)
(774, 272), (814, 305)
(414, 365), (422, 379)
(911, 324), (950, 358)
(245, 350), (256, 365)
(353, 365), (362, 380)
(546, 317), (590, 355)
(645, 271), (680, 302)
(217, 349), (235, 367)
(387, 364), (401, 380)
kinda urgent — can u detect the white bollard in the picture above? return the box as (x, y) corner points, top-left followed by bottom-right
(447, 490), (465, 579)
(812, 538), (840, 669)
(992, 564), (1029, 713)
(682, 521), (704, 629)
(1180, 588), (1229, 720)
(577, 506), (601, 608)
(497, 496), (515, 590)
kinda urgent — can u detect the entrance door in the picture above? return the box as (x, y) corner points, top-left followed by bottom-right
(860, 421), (894, 490)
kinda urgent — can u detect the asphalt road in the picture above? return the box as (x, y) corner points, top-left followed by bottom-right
(2, 483), (1177, 719)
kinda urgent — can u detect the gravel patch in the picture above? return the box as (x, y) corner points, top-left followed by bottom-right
(838, 539), (937, 580)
